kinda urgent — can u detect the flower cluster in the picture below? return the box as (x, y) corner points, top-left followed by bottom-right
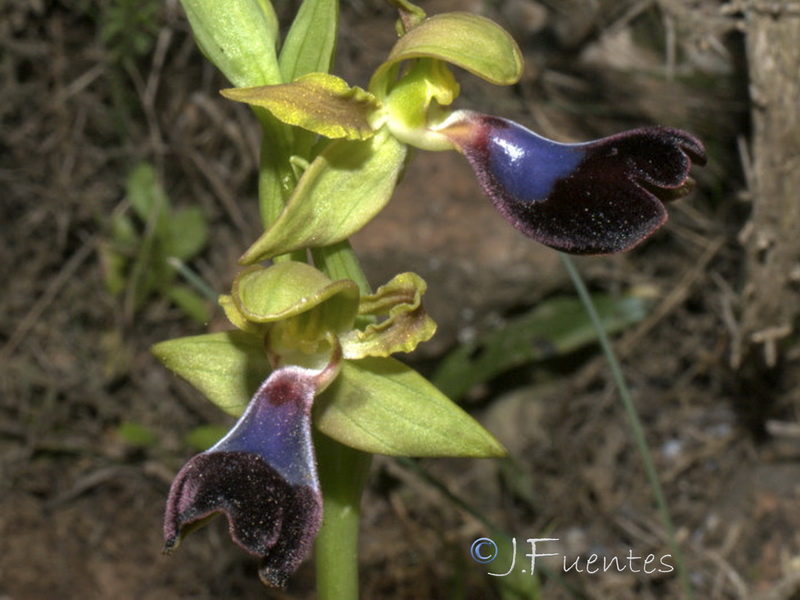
(158, 0), (706, 589)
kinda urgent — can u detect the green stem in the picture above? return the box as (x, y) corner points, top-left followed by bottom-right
(560, 253), (693, 599)
(255, 110), (306, 263)
(313, 431), (372, 600)
(311, 241), (372, 295)
(311, 242), (374, 599)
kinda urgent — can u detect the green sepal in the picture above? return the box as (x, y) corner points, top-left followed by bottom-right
(341, 272), (436, 358)
(279, 0), (339, 80)
(179, 0), (281, 87)
(151, 330), (269, 417)
(369, 12), (523, 95)
(221, 73), (381, 141)
(315, 356), (506, 457)
(239, 129), (407, 264)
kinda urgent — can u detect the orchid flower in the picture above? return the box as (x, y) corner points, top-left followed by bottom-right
(154, 262), (504, 587)
(164, 363), (331, 587)
(435, 110), (706, 254)
(213, 10), (705, 264)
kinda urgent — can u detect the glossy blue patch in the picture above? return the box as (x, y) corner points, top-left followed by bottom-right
(212, 368), (317, 489)
(485, 120), (584, 202)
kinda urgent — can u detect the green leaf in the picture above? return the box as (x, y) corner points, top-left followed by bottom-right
(239, 128), (407, 263)
(232, 262), (360, 334)
(127, 163), (168, 233)
(179, 0), (281, 87)
(279, 0), (339, 80)
(221, 73), (380, 141)
(341, 272), (436, 358)
(432, 294), (650, 399)
(151, 330), (269, 417)
(165, 284), (212, 324)
(98, 241), (128, 295)
(110, 212), (138, 251)
(315, 356), (506, 457)
(370, 12), (523, 93)
(184, 424), (230, 451)
(164, 207), (208, 260)
(117, 420), (158, 447)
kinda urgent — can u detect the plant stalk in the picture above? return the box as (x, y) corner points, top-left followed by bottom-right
(560, 253), (693, 600)
(313, 431), (372, 600)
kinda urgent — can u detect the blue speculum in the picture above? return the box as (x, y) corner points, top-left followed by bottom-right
(439, 111), (707, 254)
(212, 367), (319, 489)
(485, 119), (584, 201)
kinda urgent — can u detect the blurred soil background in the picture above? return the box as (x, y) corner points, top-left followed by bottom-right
(3, 0), (800, 598)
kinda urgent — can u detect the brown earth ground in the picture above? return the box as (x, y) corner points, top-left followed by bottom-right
(3, 1), (800, 599)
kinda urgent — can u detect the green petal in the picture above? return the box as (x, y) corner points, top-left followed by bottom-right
(239, 128), (407, 264)
(232, 262), (360, 335)
(179, 0), (281, 87)
(315, 357), (506, 457)
(219, 294), (268, 336)
(370, 12), (523, 94)
(221, 73), (380, 140)
(151, 331), (269, 417)
(341, 272), (436, 358)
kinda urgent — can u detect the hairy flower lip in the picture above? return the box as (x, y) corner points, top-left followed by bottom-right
(163, 450), (321, 588)
(163, 365), (329, 588)
(435, 110), (707, 255)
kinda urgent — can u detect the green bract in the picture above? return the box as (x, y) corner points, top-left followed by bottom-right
(278, 0), (339, 81)
(239, 129), (407, 264)
(180, 0), (281, 88)
(315, 357), (505, 457)
(152, 330), (268, 416)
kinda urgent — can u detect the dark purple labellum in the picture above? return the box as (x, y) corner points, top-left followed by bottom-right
(163, 367), (323, 588)
(439, 111), (707, 254)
